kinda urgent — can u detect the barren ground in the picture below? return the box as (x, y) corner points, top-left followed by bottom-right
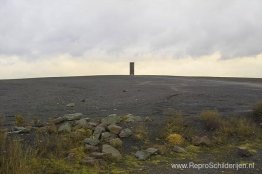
(0, 75), (262, 122)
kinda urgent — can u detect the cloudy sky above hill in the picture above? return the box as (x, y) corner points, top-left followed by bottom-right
(0, 0), (262, 79)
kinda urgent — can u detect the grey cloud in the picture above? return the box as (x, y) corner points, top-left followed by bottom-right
(0, 0), (262, 59)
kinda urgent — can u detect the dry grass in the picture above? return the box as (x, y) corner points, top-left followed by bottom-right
(164, 113), (196, 141)
(1, 116), (34, 174)
(200, 110), (261, 144)
(15, 114), (25, 127)
(166, 133), (184, 145)
(200, 110), (222, 131)
(0, 118), (95, 174)
(164, 109), (261, 146)
(133, 123), (149, 142)
(1, 105), (262, 173)
(0, 138), (34, 174)
(216, 116), (259, 142)
(253, 102), (262, 121)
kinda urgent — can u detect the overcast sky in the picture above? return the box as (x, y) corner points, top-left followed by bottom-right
(0, 0), (262, 79)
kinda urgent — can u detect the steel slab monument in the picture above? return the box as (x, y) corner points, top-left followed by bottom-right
(130, 62), (135, 75)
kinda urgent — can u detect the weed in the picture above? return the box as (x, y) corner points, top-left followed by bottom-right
(166, 133), (184, 145)
(253, 102), (262, 121)
(200, 110), (222, 131)
(15, 114), (25, 127)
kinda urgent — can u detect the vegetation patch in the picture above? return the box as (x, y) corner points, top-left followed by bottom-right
(1, 105), (262, 173)
(166, 133), (184, 145)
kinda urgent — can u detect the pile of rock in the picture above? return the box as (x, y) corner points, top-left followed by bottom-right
(80, 114), (138, 164)
(8, 112), (161, 164)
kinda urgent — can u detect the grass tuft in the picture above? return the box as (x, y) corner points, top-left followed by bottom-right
(15, 114), (25, 127)
(166, 133), (184, 145)
(200, 110), (222, 131)
(253, 102), (262, 121)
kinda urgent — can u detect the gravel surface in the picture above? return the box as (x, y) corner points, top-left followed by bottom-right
(0, 75), (262, 122)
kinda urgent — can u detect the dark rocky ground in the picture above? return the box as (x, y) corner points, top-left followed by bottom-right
(1, 75), (262, 121)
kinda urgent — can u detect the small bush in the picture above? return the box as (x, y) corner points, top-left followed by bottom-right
(15, 114), (25, 126)
(253, 102), (262, 121)
(166, 133), (184, 145)
(201, 110), (222, 131)
(164, 113), (184, 135)
(219, 117), (257, 139)
(163, 112), (198, 141)
(134, 123), (149, 142)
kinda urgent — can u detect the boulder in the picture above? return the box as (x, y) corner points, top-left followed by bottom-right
(66, 103), (75, 107)
(101, 132), (112, 140)
(119, 128), (132, 138)
(192, 136), (211, 146)
(84, 137), (100, 146)
(83, 117), (91, 122)
(237, 146), (256, 157)
(75, 119), (88, 129)
(90, 152), (108, 159)
(109, 138), (123, 148)
(101, 132), (116, 142)
(64, 113), (83, 121)
(10, 126), (31, 134)
(101, 114), (122, 125)
(173, 146), (187, 153)
(152, 145), (168, 155)
(135, 150), (151, 160)
(107, 124), (122, 134)
(58, 122), (71, 133)
(102, 144), (122, 160)
(52, 117), (65, 124)
(93, 126), (105, 139)
(145, 147), (158, 155)
(87, 122), (99, 130)
(123, 114), (142, 122)
(85, 144), (99, 152)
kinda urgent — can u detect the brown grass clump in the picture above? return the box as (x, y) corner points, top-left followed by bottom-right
(133, 123), (149, 142)
(0, 116), (6, 145)
(253, 102), (262, 121)
(0, 116), (34, 174)
(217, 117), (258, 141)
(15, 114), (25, 127)
(164, 113), (197, 141)
(200, 110), (222, 131)
(199, 110), (261, 144)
